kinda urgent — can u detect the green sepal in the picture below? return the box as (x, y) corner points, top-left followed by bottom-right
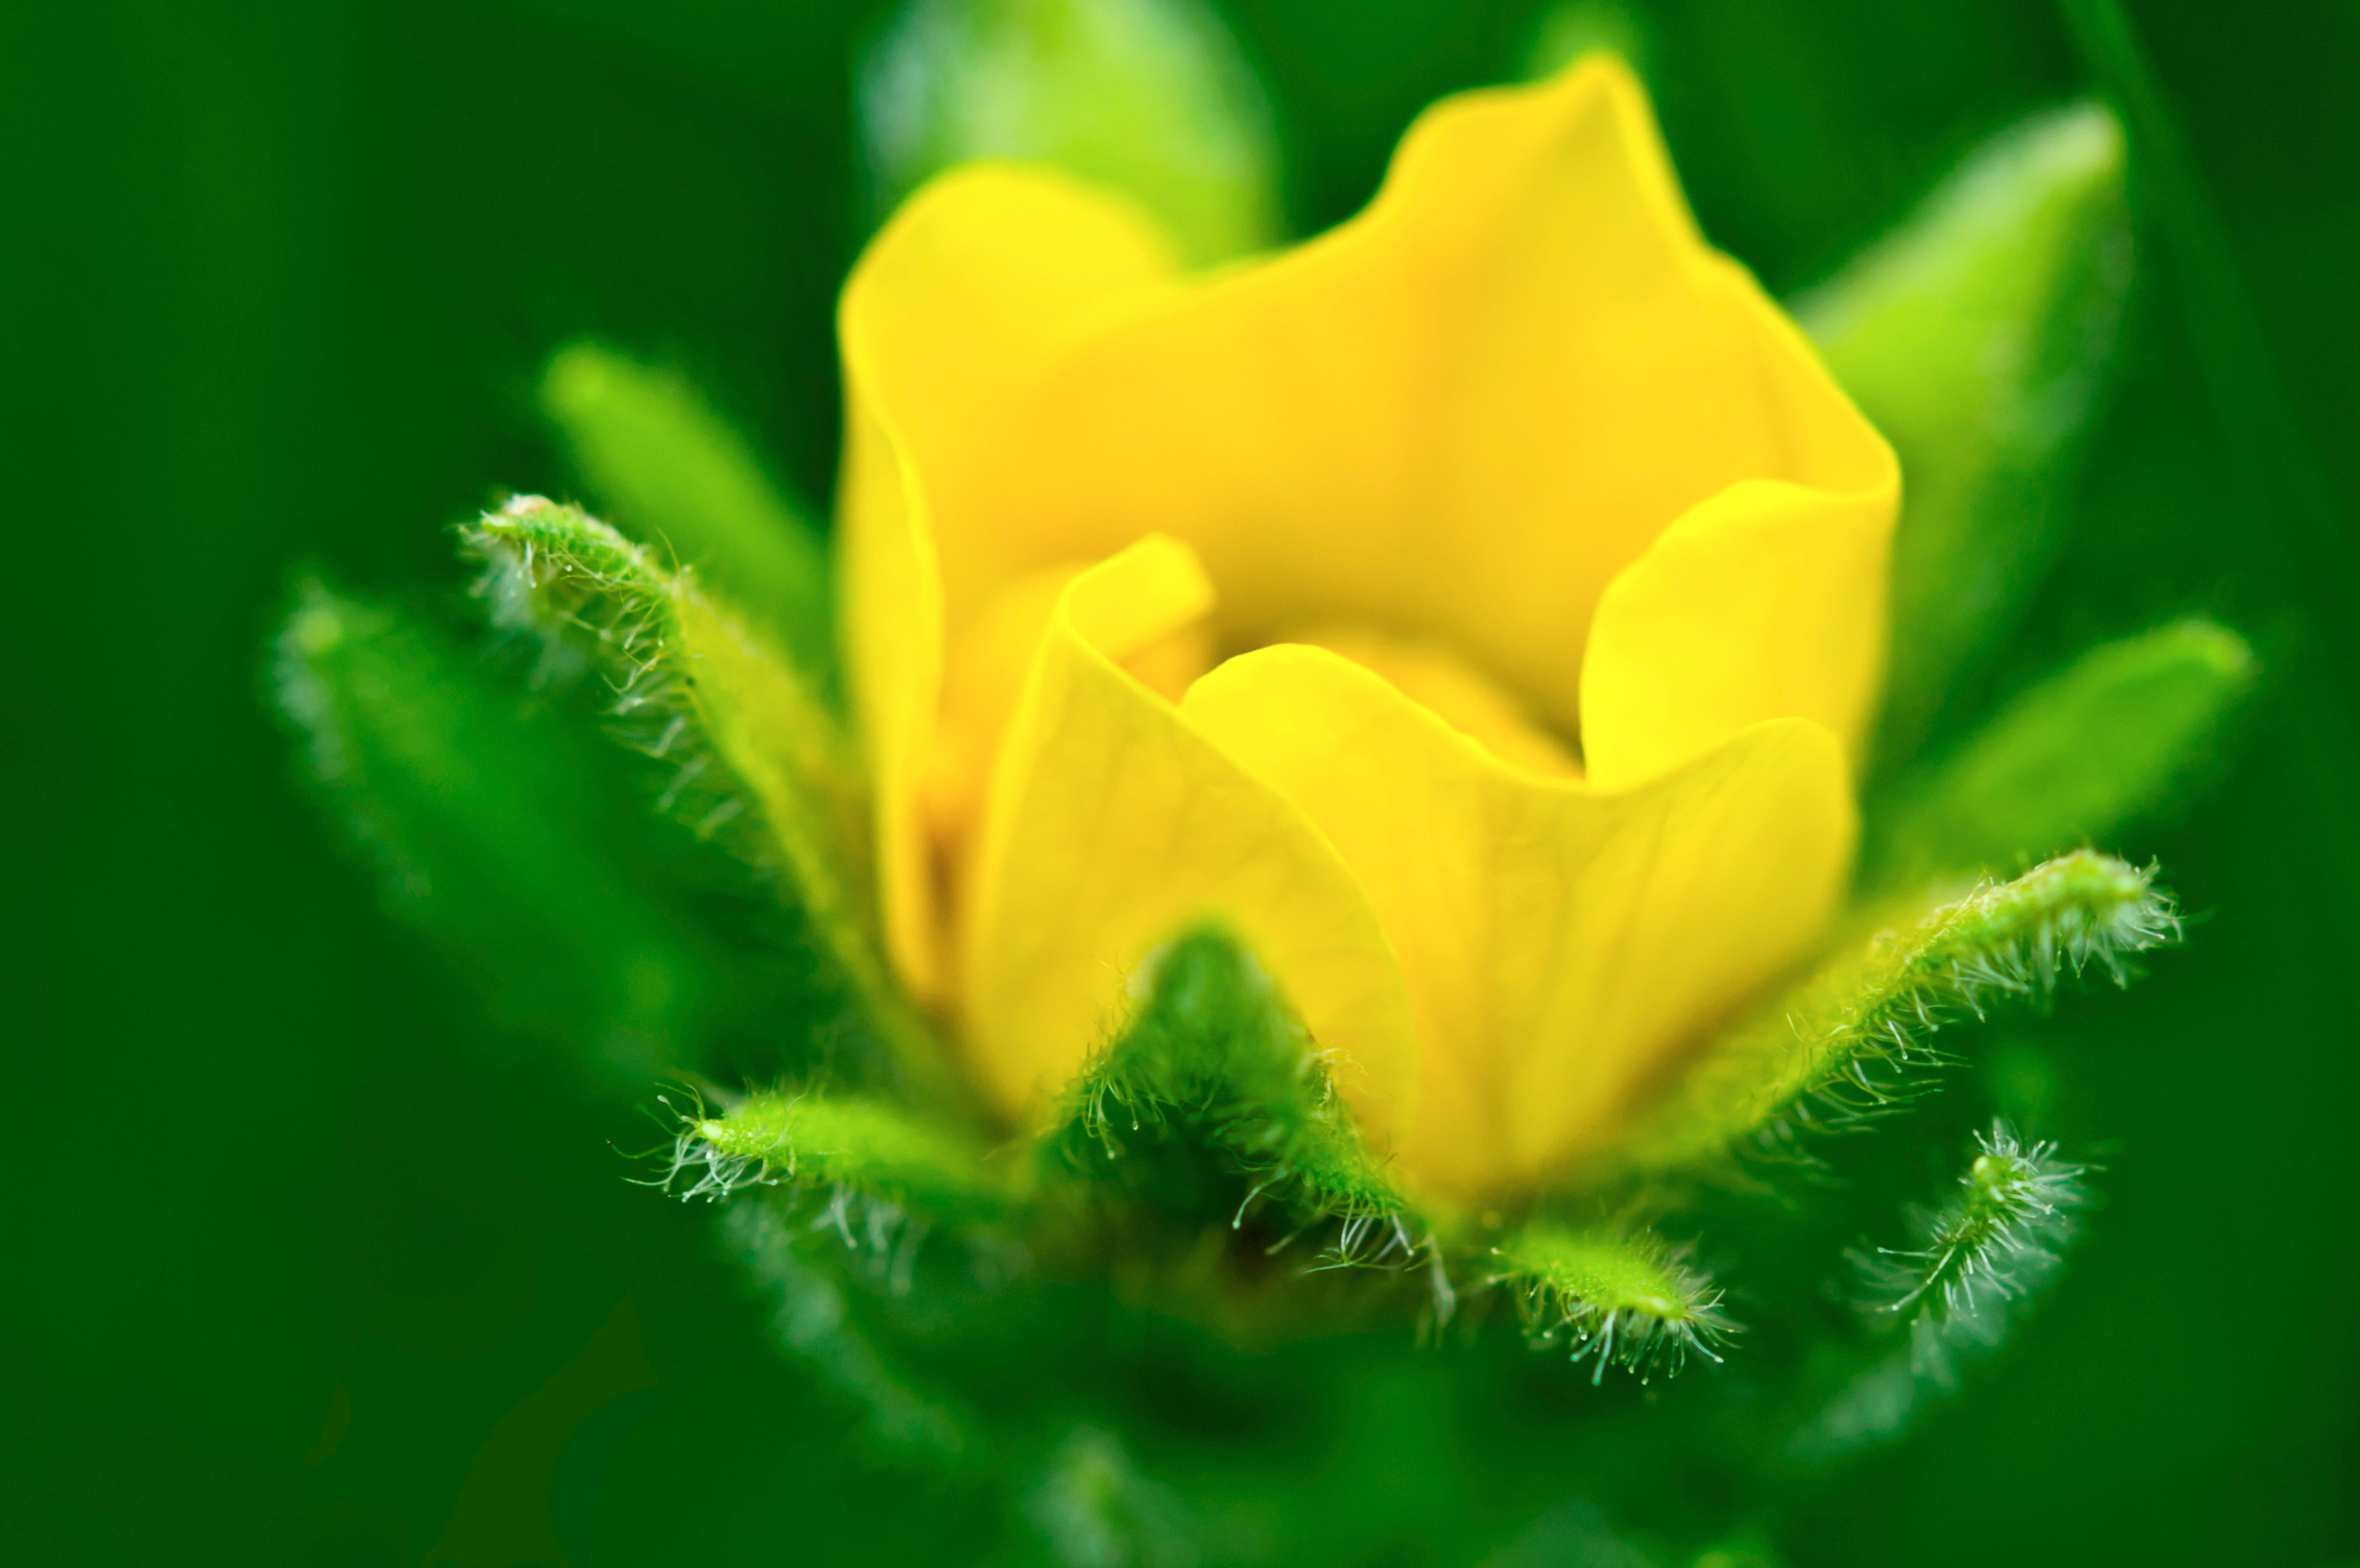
(539, 342), (835, 691)
(1043, 925), (1411, 1246)
(721, 1199), (976, 1460)
(1608, 851), (2175, 1181)
(859, 0), (1283, 265)
(1785, 1124), (2087, 1465)
(1026, 1426), (1198, 1567)
(1854, 1123), (2086, 1365)
(1797, 103), (2132, 766)
(464, 497), (962, 1111)
(1488, 1223), (1732, 1383)
(684, 1090), (1021, 1229)
(1868, 619), (2254, 889)
(272, 578), (708, 1078)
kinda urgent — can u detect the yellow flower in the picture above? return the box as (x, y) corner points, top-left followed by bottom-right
(836, 57), (1897, 1200)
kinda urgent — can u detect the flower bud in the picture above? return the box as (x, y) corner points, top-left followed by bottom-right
(1519, 0), (1654, 87)
(859, 0), (1283, 264)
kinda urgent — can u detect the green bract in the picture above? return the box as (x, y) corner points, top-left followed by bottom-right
(1800, 102), (2133, 768)
(275, 578), (711, 1079)
(540, 342), (837, 688)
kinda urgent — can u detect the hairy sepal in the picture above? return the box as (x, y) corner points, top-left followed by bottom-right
(273, 578), (707, 1078)
(1786, 1124), (2088, 1465)
(1609, 851), (2177, 1180)
(1044, 925), (1414, 1261)
(1489, 1223), (1733, 1384)
(539, 342), (836, 688)
(1856, 1122), (2087, 1375)
(676, 1090), (1020, 1230)
(464, 496), (958, 1108)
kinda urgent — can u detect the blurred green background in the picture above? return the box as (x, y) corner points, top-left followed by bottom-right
(7, 1), (2358, 1563)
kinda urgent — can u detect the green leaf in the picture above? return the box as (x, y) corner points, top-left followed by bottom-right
(1046, 925), (1410, 1250)
(1796, 103), (2132, 767)
(464, 496), (963, 1112)
(1608, 852), (2176, 1181)
(1868, 619), (2254, 889)
(682, 1090), (1020, 1228)
(1488, 1223), (1731, 1383)
(859, 0), (1283, 264)
(272, 578), (707, 1079)
(539, 342), (835, 689)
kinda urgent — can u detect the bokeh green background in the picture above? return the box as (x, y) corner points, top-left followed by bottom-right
(8, 1), (2358, 1563)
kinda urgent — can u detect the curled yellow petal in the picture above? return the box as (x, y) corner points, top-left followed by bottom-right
(839, 167), (1176, 998)
(922, 558), (1216, 889)
(957, 537), (1422, 1131)
(1582, 477), (1893, 789)
(1185, 646), (1854, 1195)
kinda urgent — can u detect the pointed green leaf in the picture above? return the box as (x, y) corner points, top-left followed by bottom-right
(273, 579), (707, 1078)
(1869, 619), (2254, 889)
(539, 342), (835, 687)
(464, 497), (963, 1111)
(1609, 852), (2176, 1180)
(1490, 1223), (1731, 1383)
(859, 0), (1283, 264)
(1797, 103), (2132, 766)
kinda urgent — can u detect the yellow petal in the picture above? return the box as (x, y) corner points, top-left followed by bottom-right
(959, 538), (1421, 1132)
(835, 417), (948, 1000)
(1184, 645), (1854, 1195)
(926, 557), (1223, 935)
(1581, 476), (1894, 789)
(848, 55), (1890, 738)
(925, 563), (1083, 881)
(839, 167), (1178, 998)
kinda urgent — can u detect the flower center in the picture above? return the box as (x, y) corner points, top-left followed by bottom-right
(918, 557), (1581, 963)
